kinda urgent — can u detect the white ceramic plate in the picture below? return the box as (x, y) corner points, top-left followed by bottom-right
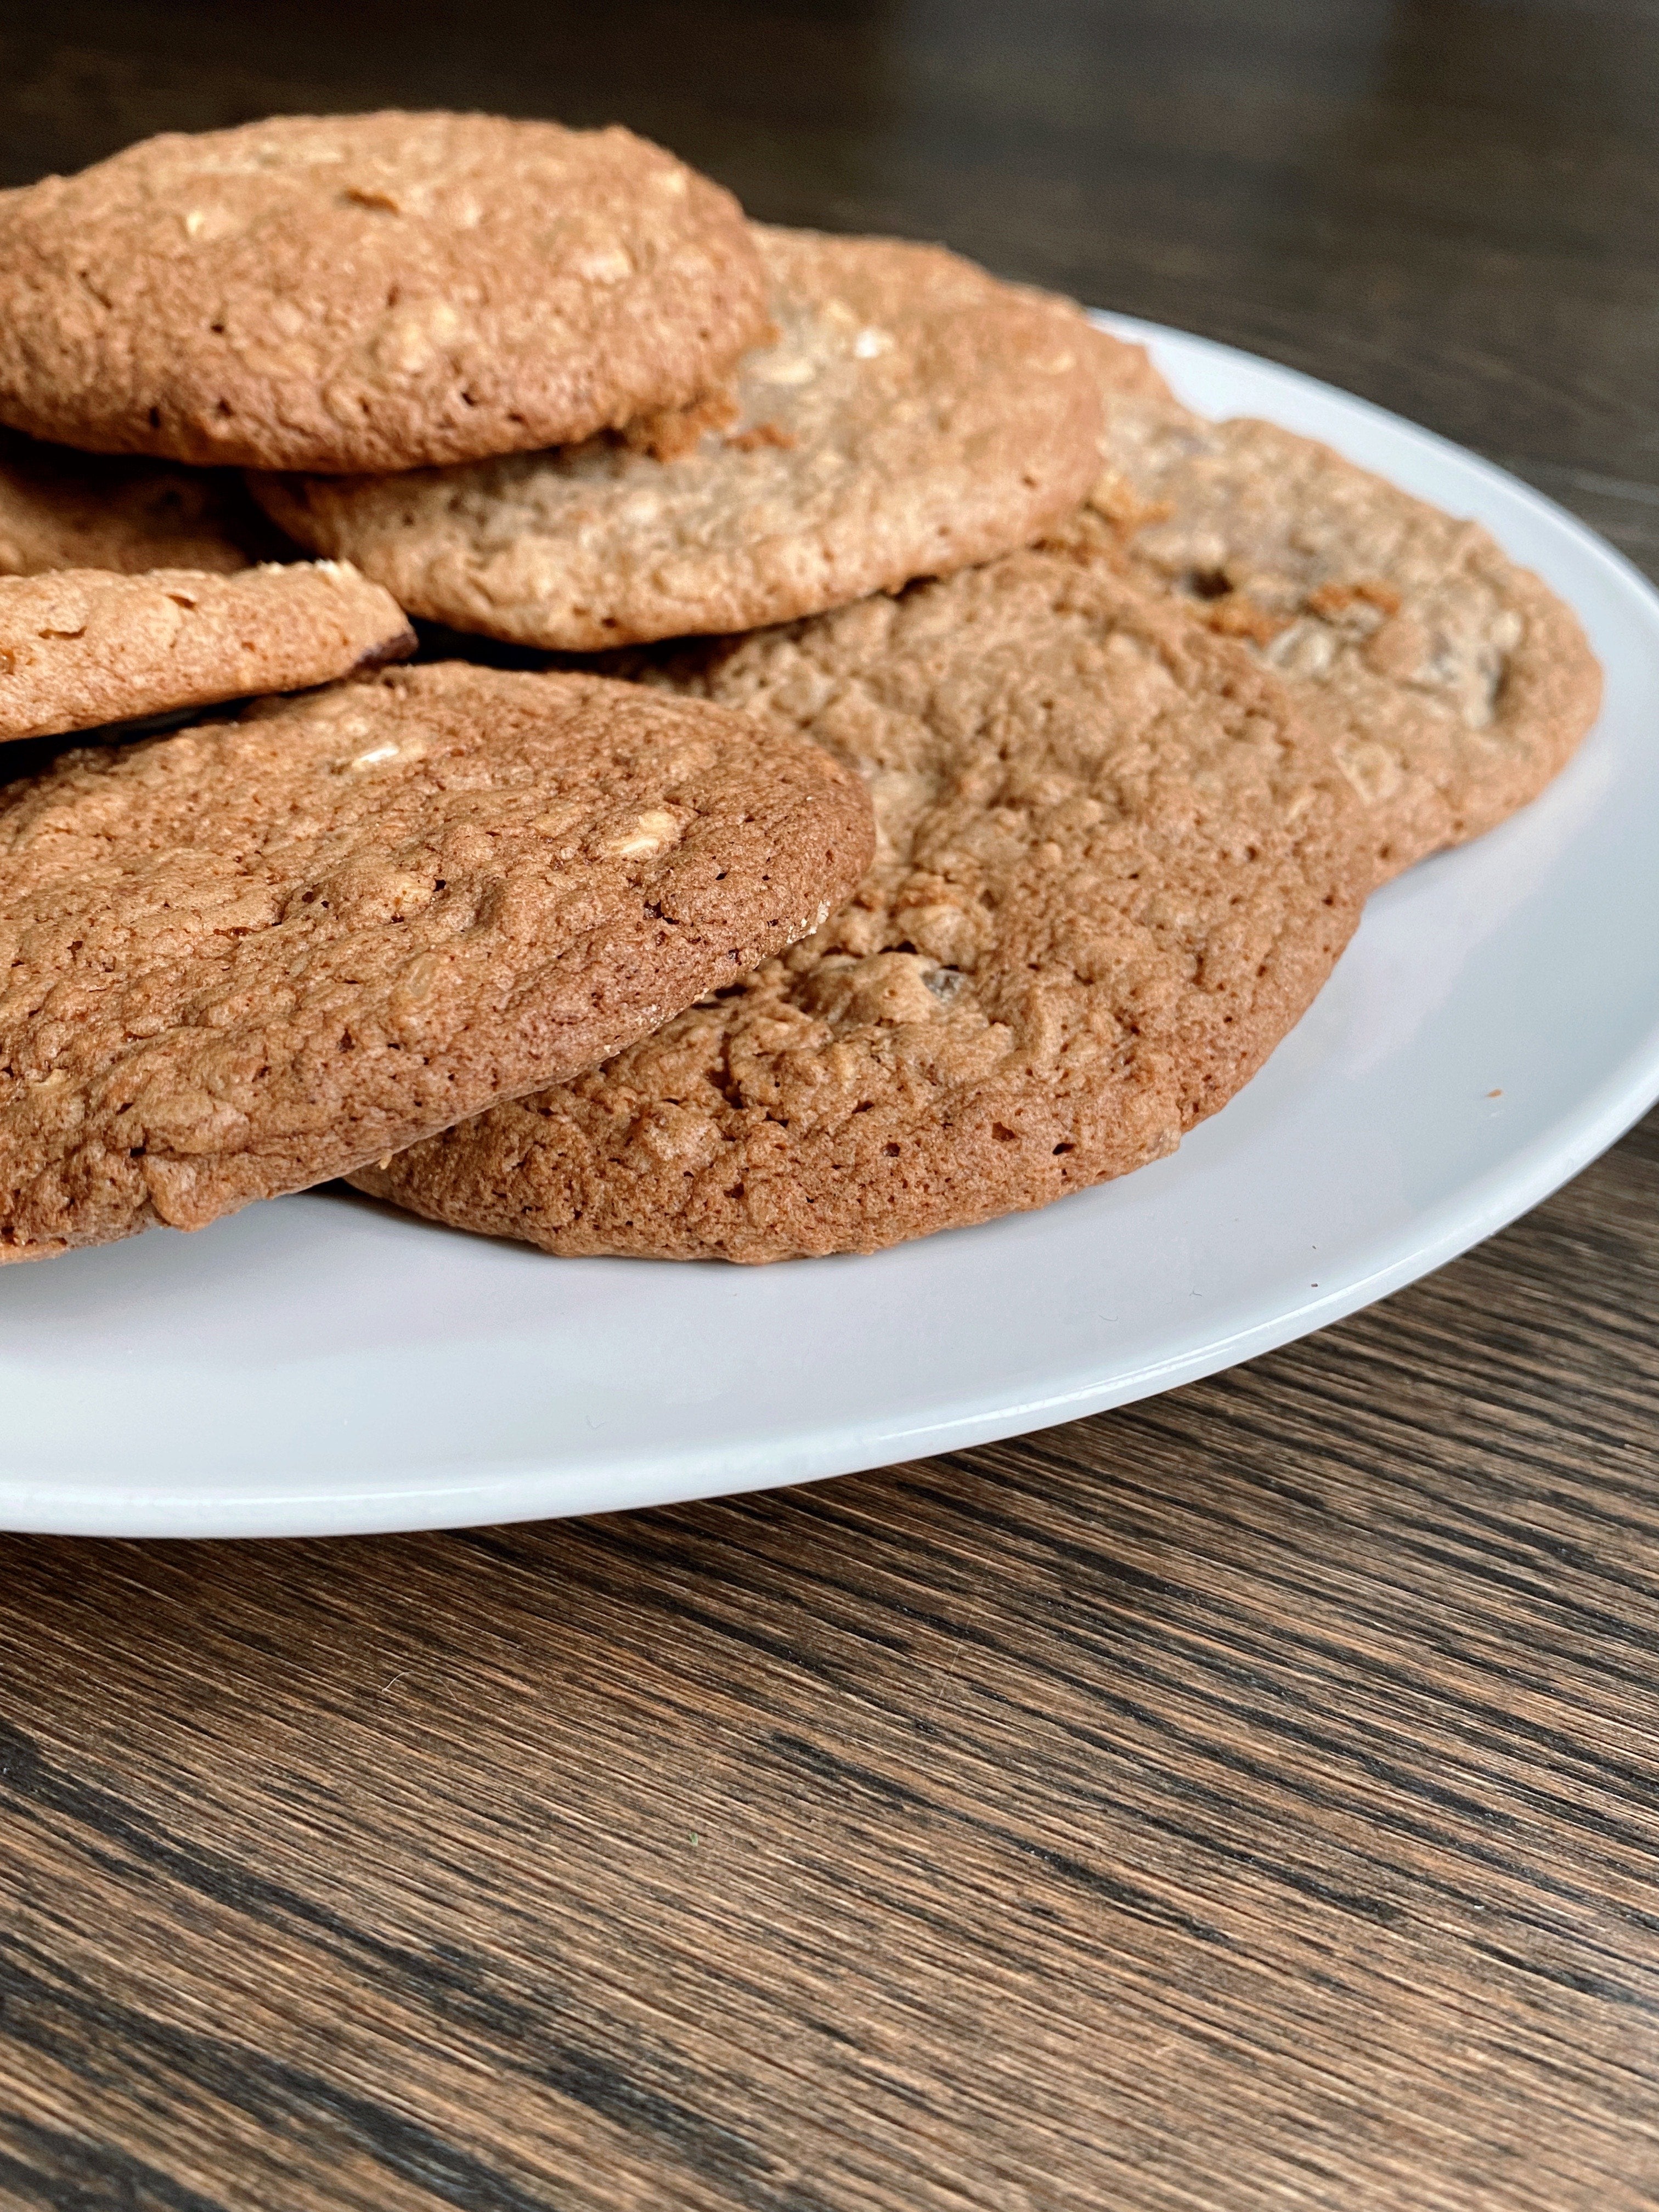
(4, 317), (1657, 1539)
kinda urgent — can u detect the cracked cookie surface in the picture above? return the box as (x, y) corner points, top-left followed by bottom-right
(252, 227), (1109, 647)
(350, 538), (1367, 1261)
(0, 427), (285, 578)
(0, 662), (873, 1260)
(0, 111), (769, 472)
(1087, 377), (1602, 881)
(0, 562), (414, 742)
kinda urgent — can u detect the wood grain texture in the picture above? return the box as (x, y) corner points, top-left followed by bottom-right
(1, 4), (1657, 2206)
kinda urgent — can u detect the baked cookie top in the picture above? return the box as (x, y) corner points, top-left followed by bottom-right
(0, 562), (415, 743)
(0, 663), (874, 1261)
(1087, 379), (1602, 881)
(0, 111), (770, 473)
(349, 540), (1368, 1262)
(0, 427), (284, 577)
(250, 227), (1108, 647)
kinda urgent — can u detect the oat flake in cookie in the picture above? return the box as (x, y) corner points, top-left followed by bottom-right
(0, 563), (414, 743)
(251, 227), (1107, 647)
(349, 542), (1368, 1262)
(0, 112), (770, 473)
(0, 664), (873, 1262)
(0, 427), (285, 577)
(1087, 371), (1602, 881)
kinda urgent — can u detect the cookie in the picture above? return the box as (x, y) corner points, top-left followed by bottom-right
(249, 227), (1107, 648)
(0, 111), (770, 473)
(348, 540), (1367, 1262)
(0, 563), (415, 743)
(1086, 320), (1179, 407)
(1087, 371), (1602, 880)
(0, 663), (874, 1261)
(0, 427), (287, 577)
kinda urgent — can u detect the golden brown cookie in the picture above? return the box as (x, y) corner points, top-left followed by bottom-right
(0, 427), (287, 577)
(250, 227), (1107, 647)
(0, 563), (414, 742)
(349, 540), (1368, 1262)
(1087, 372), (1602, 881)
(1085, 320), (1178, 407)
(0, 112), (769, 472)
(0, 663), (874, 1261)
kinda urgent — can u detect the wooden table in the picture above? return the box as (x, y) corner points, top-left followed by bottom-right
(3, 5), (1657, 2205)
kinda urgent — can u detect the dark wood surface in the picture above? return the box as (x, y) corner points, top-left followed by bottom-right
(2, 4), (1657, 2206)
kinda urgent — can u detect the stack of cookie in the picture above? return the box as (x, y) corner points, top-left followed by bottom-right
(0, 112), (1601, 1267)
